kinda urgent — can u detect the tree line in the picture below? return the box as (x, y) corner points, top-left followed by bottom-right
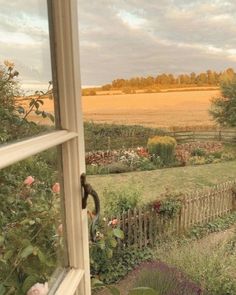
(101, 68), (235, 90)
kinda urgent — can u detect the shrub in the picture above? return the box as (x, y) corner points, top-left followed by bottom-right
(0, 61), (53, 144)
(209, 151), (222, 159)
(189, 156), (206, 165)
(90, 222), (125, 283)
(147, 136), (176, 165)
(150, 193), (182, 219)
(92, 246), (153, 284)
(136, 158), (157, 171)
(103, 187), (141, 216)
(0, 153), (62, 294)
(221, 152), (235, 161)
(191, 148), (206, 157)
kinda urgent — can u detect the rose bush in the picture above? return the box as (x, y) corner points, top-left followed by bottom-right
(0, 152), (64, 294)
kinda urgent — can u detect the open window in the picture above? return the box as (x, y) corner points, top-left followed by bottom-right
(0, 1), (90, 294)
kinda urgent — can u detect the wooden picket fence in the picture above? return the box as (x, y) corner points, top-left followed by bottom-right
(111, 180), (236, 249)
(169, 129), (236, 143)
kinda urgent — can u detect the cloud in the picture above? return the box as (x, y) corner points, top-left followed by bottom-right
(0, 0), (51, 90)
(0, 0), (236, 87)
(78, 0), (236, 85)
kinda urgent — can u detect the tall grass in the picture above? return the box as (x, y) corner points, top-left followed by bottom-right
(133, 261), (202, 295)
(154, 235), (236, 295)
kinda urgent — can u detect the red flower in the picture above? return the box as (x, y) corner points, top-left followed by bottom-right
(153, 200), (161, 213)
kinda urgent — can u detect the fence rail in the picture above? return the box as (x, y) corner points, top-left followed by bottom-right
(111, 181), (236, 249)
(169, 129), (236, 143)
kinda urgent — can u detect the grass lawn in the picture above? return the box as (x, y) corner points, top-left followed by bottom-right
(87, 160), (236, 205)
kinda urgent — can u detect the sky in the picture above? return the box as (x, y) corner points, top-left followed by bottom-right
(0, 0), (236, 89)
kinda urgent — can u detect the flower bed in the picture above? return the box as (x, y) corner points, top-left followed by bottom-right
(86, 141), (235, 174)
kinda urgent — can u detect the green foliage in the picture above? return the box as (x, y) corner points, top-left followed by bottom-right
(158, 198), (182, 218)
(91, 245), (153, 284)
(189, 156), (207, 166)
(84, 122), (166, 152)
(189, 151), (236, 166)
(147, 136), (176, 165)
(188, 212), (236, 239)
(90, 223), (125, 281)
(0, 152), (63, 294)
(210, 77), (236, 127)
(136, 157), (157, 171)
(0, 62), (53, 144)
(191, 148), (207, 157)
(91, 278), (121, 295)
(150, 191), (182, 219)
(103, 187), (141, 216)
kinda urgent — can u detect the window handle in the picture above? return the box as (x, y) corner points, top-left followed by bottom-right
(81, 173), (100, 242)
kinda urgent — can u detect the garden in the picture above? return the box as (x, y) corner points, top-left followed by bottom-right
(85, 139), (236, 175)
(0, 60), (236, 295)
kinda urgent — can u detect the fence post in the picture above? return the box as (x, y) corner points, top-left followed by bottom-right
(149, 210), (153, 246)
(218, 130), (222, 141)
(133, 208), (138, 246)
(232, 187), (236, 211)
(138, 208), (143, 249)
(128, 209), (132, 246)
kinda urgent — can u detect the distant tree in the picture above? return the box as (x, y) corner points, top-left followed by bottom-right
(190, 72), (196, 84)
(108, 68), (235, 90)
(196, 73), (208, 85)
(101, 84), (112, 91)
(168, 74), (175, 84)
(207, 70), (215, 85)
(220, 68), (235, 83)
(112, 78), (126, 88)
(210, 78), (236, 127)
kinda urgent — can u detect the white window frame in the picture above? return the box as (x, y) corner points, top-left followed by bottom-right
(0, 0), (91, 294)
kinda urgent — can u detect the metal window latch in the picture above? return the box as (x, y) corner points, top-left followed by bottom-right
(80, 173), (100, 242)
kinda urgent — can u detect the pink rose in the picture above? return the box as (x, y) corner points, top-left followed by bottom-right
(52, 183), (60, 193)
(112, 219), (118, 225)
(27, 282), (48, 295)
(108, 219), (118, 226)
(24, 176), (35, 186)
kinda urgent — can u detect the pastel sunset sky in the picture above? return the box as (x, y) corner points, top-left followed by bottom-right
(0, 0), (236, 89)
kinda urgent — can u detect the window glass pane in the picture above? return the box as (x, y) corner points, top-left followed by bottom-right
(0, 146), (68, 294)
(0, 1), (56, 146)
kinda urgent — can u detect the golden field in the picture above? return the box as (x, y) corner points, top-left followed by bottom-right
(82, 89), (219, 128)
(22, 89), (220, 128)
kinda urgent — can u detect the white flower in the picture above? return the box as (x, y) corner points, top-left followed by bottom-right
(27, 282), (48, 295)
